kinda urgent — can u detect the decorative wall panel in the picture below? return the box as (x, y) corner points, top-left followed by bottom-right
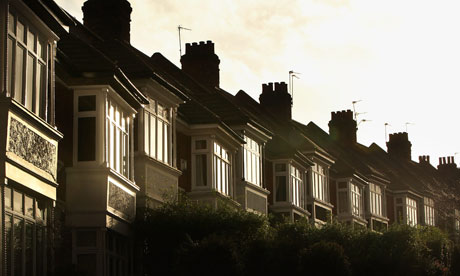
(8, 118), (57, 177)
(108, 182), (135, 219)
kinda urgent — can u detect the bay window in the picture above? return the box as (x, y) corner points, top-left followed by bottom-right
(337, 180), (363, 218)
(369, 183), (383, 216)
(142, 100), (171, 165)
(396, 196), (418, 226)
(7, 8), (52, 121)
(274, 162), (306, 209)
(107, 97), (131, 178)
(243, 136), (261, 186)
(192, 138), (232, 196)
(424, 197), (435, 226)
(311, 163), (328, 202)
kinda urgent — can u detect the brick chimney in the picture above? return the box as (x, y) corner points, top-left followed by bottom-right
(82, 0), (132, 43)
(387, 132), (412, 160)
(328, 110), (357, 145)
(418, 155), (431, 165)
(259, 82), (292, 121)
(437, 156), (458, 178)
(181, 41), (220, 88)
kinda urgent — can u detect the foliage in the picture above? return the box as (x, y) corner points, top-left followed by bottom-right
(135, 201), (455, 276)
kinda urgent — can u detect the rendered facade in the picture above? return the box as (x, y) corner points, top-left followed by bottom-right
(1, 0), (460, 275)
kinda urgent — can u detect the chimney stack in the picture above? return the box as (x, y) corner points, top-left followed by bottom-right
(418, 155), (430, 165)
(259, 82), (292, 121)
(438, 156), (459, 179)
(328, 110), (357, 145)
(181, 41), (220, 89)
(387, 132), (412, 160)
(82, 0), (132, 43)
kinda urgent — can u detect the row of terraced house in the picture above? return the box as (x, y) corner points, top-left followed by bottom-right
(1, 0), (460, 275)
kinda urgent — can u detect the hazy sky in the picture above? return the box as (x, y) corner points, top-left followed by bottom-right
(55, 0), (460, 166)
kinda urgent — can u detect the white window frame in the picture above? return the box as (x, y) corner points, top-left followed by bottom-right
(311, 162), (329, 203)
(336, 180), (364, 218)
(403, 197), (418, 227)
(141, 99), (171, 165)
(423, 197), (435, 226)
(106, 97), (131, 179)
(369, 183), (383, 217)
(243, 136), (262, 187)
(273, 161), (306, 210)
(6, 3), (56, 122)
(191, 137), (233, 197)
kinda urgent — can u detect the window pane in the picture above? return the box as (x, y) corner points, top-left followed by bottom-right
(157, 121), (163, 161)
(25, 222), (33, 276)
(6, 215), (12, 275)
(26, 54), (35, 110)
(195, 140), (207, 150)
(8, 37), (14, 95)
(27, 30), (35, 51)
(275, 176), (287, 201)
(5, 186), (12, 208)
(25, 196), (34, 217)
(195, 155), (207, 186)
(150, 114), (156, 158)
(37, 226), (44, 276)
(14, 190), (23, 213)
(36, 62), (46, 116)
(17, 20), (25, 42)
(143, 112), (149, 156)
(8, 12), (15, 34)
(37, 39), (44, 60)
(164, 124), (169, 164)
(78, 117), (96, 161)
(78, 95), (96, 112)
(14, 45), (25, 103)
(14, 218), (24, 276)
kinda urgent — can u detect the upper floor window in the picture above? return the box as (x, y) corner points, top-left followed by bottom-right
(213, 142), (231, 196)
(192, 138), (232, 197)
(406, 197), (418, 226)
(311, 163), (328, 202)
(243, 136), (261, 186)
(107, 98), (131, 178)
(424, 197), (435, 226)
(397, 197), (418, 226)
(337, 181), (363, 218)
(369, 183), (383, 217)
(274, 162), (306, 209)
(142, 100), (171, 165)
(7, 9), (51, 121)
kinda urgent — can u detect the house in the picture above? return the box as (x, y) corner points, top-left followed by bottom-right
(2, 0), (460, 275)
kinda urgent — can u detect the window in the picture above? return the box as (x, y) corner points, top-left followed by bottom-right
(311, 163), (328, 202)
(406, 197), (418, 226)
(77, 95), (96, 162)
(213, 142), (231, 196)
(274, 162), (306, 209)
(107, 97), (131, 178)
(351, 183), (362, 217)
(7, 9), (51, 121)
(4, 187), (47, 276)
(369, 183), (383, 216)
(337, 181), (363, 218)
(142, 100), (171, 165)
(424, 197), (435, 226)
(243, 136), (262, 186)
(291, 165), (304, 208)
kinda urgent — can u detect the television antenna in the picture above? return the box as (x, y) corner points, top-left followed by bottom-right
(178, 25), (191, 58)
(352, 100), (362, 120)
(358, 119), (371, 126)
(405, 122), (414, 132)
(289, 71), (300, 102)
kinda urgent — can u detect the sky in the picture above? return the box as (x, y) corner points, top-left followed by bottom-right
(55, 0), (460, 166)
